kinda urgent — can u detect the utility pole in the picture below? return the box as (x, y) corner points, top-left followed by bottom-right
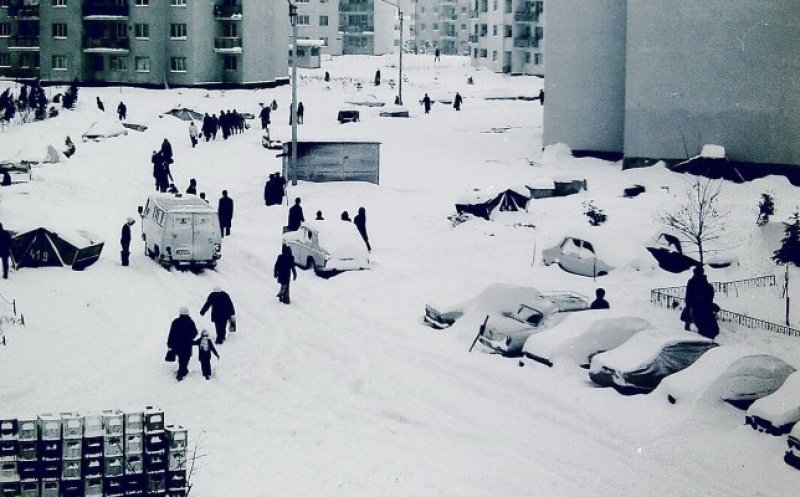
(378, 0), (403, 105)
(288, 0), (299, 186)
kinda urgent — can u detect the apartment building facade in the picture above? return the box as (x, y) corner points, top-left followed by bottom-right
(410, 0), (470, 55)
(543, 0), (800, 168)
(294, 0), (342, 56)
(337, 0), (395, 55)
(0, 0), (290, 87)
(468, 0), (543, 75)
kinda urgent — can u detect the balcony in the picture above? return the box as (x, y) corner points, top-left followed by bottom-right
(214, 37), (242, 53)
(339, 2), (373, 13)
(468, 34), (478, 43)
(8, 4), (40, 19)
(213, 5), (243, 19)
(339, 25), (374, 34)
(513, 37), (530, 48)
(468, 9), (478, 19)
(82, 36), (130, 53)
(7, 36), (40, 51)
(0, 66), (40, 79)
(514, 12), (538, 22)
(83, 1), (130, 20)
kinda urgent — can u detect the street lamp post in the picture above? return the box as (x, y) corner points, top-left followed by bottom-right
(288, 0), (299, 186)
(378, 0), (403, 105)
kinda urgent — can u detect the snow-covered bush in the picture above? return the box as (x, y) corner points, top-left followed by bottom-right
(757, 193), (775, 226)
(583, 201), (607, 226)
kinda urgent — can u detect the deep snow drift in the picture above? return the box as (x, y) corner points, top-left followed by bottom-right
(1, 55), (799, 496)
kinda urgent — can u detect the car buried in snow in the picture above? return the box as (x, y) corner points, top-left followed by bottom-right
(282, 220), (369, 276)
(542, 236), (614, 278)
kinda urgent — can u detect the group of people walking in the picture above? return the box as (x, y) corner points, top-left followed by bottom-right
(151, 139), (175, 192)
(200, 110), (247, 142)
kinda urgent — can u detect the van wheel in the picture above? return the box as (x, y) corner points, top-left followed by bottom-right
(306, 257), (316, 271)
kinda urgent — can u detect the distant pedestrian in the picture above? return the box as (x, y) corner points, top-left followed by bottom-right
(537, 88), (544, 105)
(374, 69), (381, 86)
(160, 139), (174, 165)
(324, 71), (330, 82)
(120, 217), (135, 267)
(189, 122), (199, 148)
(434, 48), (440, 62)
(200, 286), (236, 345)
(422, 93), (431, 114)
(193, 330), (219, 380)
(353, 207), (371, 252)
(202, 113), (213, 141)
(96, 96), (105, 111)
(199, 192), (208, 203)
(287, 197), (305, 231)
(590, 288), (610, 309)
(341, 211), (351, 222)
(167, 307), (198, 382)
(453, 92), (463, 111)
(117, 101), (127, 120)
(274, 244), (297, 304)
(315, 210), (324, 220)
(186, 178), (197, 195)
(0, 223), (12, 279)
(271, 99), (278, 111)
(218, 190), (234, 237)
(259, 104), (271, 130)
(297, 102), (304, 124)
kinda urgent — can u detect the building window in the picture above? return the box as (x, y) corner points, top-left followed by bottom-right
(110, 56), (127, 71)
(492, 50), (497, 61)
(52, 0), (67, 7)
(222, 22), (237, 37)
(472, 48), (477, 59)
(0, 24), (10, 37)
(492, 25), (497, 36)
(170, 0), (186, 6)
(504, 0), (511, 13)
(295, 0), (309, 3)
(321, 37), (328, 46)
(296, 15), (309, 26)
(534, 53), (543, 65)
(419, 6), (424, 13)
(320, 0), (328, 3)
(135, 0), (149, 5)
(319, 15), (328, 26)
(91, 55), (103, 71)
(0, 53), (11, 67)
(492, 0), (497, 11)
(20, 53), (38, 68)
(135, 56), (150, 72)
(170, 56), (186, 72)
(461, 24), (467, 31)
(223, 55), (237, 71)
(52, 55), (67, 70)
(170, 24), (187, 39)
(479, 49), (487, 58)
(134, 23), (149, 39)
(0, 0), (8, 6)
(504, 25), (511, 37)
(432, 23), (438, 31)
(479, 24), (486, 36)
(52, 23), (68, 39)
(420, 23), (425, 30)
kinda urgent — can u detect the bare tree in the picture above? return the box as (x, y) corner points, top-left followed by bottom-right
(661, 176), (729, 265)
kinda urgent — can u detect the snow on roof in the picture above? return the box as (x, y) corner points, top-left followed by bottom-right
(149, 193), (216, 213)
(746, 371), (800, 427)
(527, 177), (556, 189)
(590, 328), (714, 373)
(455, 187), (497, 205)
(700, 144), (726, 159)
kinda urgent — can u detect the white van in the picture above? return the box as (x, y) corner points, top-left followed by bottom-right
(138, 193), (222, 269)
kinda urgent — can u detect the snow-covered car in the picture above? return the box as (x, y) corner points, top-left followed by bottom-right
(478, 292), (591, 356)
(786, 423), (800, 470)
(282, 220), (369, 276)
(520, 314), (654, 368)
(542, 236), (614, 277)
(657, 348), (795, 407)
(588, 329), (718, 393)
(337, 109), (360, 123)
(745, 371), (800, 435)
(646, 232), (737, 272)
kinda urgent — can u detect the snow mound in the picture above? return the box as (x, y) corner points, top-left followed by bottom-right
(747, 371), (800, 429)
(590, 328), (714, 373)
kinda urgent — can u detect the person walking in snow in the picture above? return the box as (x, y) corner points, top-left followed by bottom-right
(186, 178), (197, 195)
(374, 70), (381, 86)
(120, 217), (135, 267)
(271, 99), (278, 111)
(340, 211), (351, 222)
(682, 265), (706, 331)
(259, 104), (271, 130)
(590, 288), (610, 309)
(274, 244), (297, 304)
(315, 210), (324, 221)
(117, 101), (127, 120)
(167, 307), (198, 381)
(218, 190), (234, 237)
(96, 96), (105, 111)
(537, 88), (544, 106)
(434, 48), (441, 62)
(199, 287), (236, 345)
(453, 92), (463, 111)
(353, 207), (371, 252)
(189, 121), (199, 148)
(421, 93), (432, 114)
(0, 223), (12, 279)
(193, 330), (220, 380)
(160, 139), (174, 165)
(287, 197), (305, 232)
(297, 102), (304, 124)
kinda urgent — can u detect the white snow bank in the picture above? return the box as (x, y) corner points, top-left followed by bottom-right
(747, 371), (800, 428)
(700, 144), (726, 159)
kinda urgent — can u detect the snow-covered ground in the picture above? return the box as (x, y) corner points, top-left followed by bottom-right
(1, 54), (799, 496)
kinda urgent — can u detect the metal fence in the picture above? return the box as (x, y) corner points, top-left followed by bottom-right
(650, 274), (799, 337)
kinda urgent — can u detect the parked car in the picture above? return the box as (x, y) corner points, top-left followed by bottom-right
(745, 371), (800, 435)
(588, 329), (718, 393)
(646, 232), (737, 272)
(542, 236), (614, 277)
(520, 314), (653, 368)
(786, 423), (800, 470)
(477, 291), (590, 356)
(282, 220), (369, 276)
(658, 347), (795, 408)
(337, 109), (360, 124)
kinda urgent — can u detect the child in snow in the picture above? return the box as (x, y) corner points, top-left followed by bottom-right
(193, 330), (220, 380)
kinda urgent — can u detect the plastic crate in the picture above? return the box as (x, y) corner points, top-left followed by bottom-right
(105, 456), (124, 478)
(81, 458), (102, 479)
(142, 408), (164, 434)
(144, 452), (166, 474)
(103, 477), (124, 497)
(0, 440), (18, 460)
(16, 461), (36, 480)
(146, 474), (164, 494)
(0, 460), (18, 480)
(82, 415), (103, 439)
(102, 411), (125, 438)
(38, 459), (60, 480)
(166, 451), (185, 472)
(104, 437), (124, 458)
(164, 427), (186, 452)
(60, 414), (83, 440)
(62, 440), (82, 460)
(0, 481), (21, 497)
(81, 438), (102, 458)
(165, 470), (186, 491)
(15, 422), (36, 443)
(166, 489), (186, 497)
(83, 477), (102, 497)
(36, 441), (61, 460)
(36, 415), (61, 441)
(123, 474), (146, 494)
(19, 479), (37, 497)
(40, 479), (58, 497)
(143, 433), (165, 454)
(124, 413), (143, 434)
(124, 454), (143, 475)
(61, 459), (81, 480)
(16, 443), (35, 463)
(124, 434), (142, 455)
(60, 478), (82, 497)
(0, 421), (17, 441)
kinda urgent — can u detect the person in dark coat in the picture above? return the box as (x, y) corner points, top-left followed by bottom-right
(693, 276), (719, 340)
(96, 96), (105, 111)
(160, 139), (174, 165)
(353, 207), (371, 252)
(274, 244), (297, 304)
(315, 210), (324, 220)
(340, 211), (351, 222)
(421, 93), (431, 114)
(117, 101), (127, 120)
(259, 105), (271, 130)
(218, 190), (234, 237)
(271, 99), (278, 111)
(264, 174), (275, 206)
(590, 288), (610, 309)
(434, 48), (440, 62)
(120, 217), (135, 267)
(287, 197), (305, 231)
(193, 330), (219, 380)
(0, 223), (12, 279)
(453, 92), (463, 111)
(167, 307), (198, 381)
(374, 70), (381, 86)
(200, 286), (236, 345)
(537, 88), (544, 105)
(682, 265), (706, 331)
(186, 179), (197, 195)
(296, 102), (305, 124)
(324, 71), (330, 82)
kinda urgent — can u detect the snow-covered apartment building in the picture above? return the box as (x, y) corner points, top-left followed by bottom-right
(468, 0), (543, 75)
(410, 0), (471, 56)
(543, 0), (800, 170)
(294, 0), (397, 56)
(0, 0), (289, 87)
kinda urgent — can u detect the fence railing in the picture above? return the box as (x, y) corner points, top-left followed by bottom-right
(650, 274), (798, 337)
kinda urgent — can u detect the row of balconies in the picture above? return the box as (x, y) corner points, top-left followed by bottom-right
(214, 4), (243, 19)
(339, 25), (374, 34)
(83, 36), (130, 51)
(83, 2), (130, 19)
(2, 34), (246, 52)
(514, 12), (539, 22)
(7, 3), (39, 19)
(338, 3), (373, 13)
(4, 35), (40, 50)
